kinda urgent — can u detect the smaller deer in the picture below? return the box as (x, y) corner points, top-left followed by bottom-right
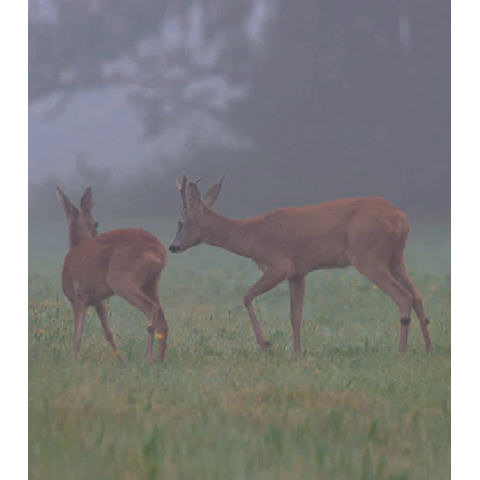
(56, 186), (168, 362)
(169, 176), (432, 355)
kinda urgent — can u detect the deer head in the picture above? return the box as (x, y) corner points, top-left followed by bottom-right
(169, 175), (225, 253)
(56, 186), (99, 247)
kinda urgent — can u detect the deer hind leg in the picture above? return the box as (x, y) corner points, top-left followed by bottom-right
(143, 276), (168, 362)
(243, 265), (290, 349)
(390, 257), (433, 352)
(354, 262), (413, 353)
(72, 302), (87, 361)
(289, 275), (306, 354)
(94, 302), (118, 352)
(108, 276), (162, 364)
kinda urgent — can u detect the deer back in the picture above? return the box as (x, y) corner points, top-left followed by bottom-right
(62, 228), (167, 305)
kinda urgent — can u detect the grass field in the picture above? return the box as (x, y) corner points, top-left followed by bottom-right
(29, 218), (450, 480)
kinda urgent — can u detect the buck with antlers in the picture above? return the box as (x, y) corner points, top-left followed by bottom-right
(56, 186), (168, 362)
(169, 176), (432, 355)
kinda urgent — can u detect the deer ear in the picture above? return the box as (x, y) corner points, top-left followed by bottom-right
(186, 182), (202, 209)
(203, 175), (225, 208)
(56, 185), (78, 219)
(80, 187), (93, 214)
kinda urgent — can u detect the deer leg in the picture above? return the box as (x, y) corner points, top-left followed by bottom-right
(154, 304), (168, 362)
(390, 258), (433, 352)
(289, 275), (306, 354)
(354, 263), (413, 354)
(72, 302), (87, 361)
(94, 302), (118, 352)
(143, 278), (168, 362)
(108, 279), (160, 364)
(243, 266), (289, 349)
(146, 329), (154, 362)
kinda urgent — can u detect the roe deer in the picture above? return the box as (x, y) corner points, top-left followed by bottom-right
(56, 186), (168, 362)
(169, 176), (432, 355)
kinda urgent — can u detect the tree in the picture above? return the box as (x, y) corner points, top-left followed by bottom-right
(29, 0), (276, 145)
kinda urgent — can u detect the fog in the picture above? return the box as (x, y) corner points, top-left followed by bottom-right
(29, 0), (450, 223)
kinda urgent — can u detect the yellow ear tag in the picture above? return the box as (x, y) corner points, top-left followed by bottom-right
(156, 333), (164, 339)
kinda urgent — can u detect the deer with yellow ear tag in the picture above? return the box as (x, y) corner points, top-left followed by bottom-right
(56, 186), (168, 362)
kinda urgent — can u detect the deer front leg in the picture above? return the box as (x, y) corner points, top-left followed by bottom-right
(243, 265), (290, 349)
(95, 303), (118, 353)
(289, 275), (306, 354)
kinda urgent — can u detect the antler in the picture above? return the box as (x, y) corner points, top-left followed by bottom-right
(176, 175), (188, 209)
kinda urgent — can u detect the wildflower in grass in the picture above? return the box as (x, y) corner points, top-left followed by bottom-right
(372, 285), (378, 290)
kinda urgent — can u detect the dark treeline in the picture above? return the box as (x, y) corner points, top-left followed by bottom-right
(29, 0), (450, 221)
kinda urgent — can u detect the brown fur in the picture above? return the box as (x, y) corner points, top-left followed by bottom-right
(170, 177), (432, 355)
(56, 186), (168, 362)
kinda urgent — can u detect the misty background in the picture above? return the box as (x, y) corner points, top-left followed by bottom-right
(29, 0), (450, 227)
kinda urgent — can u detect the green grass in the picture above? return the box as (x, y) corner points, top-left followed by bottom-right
(29, 219), (450, 479)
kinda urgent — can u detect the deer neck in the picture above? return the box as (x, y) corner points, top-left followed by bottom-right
(68, 224), (89, 249)
(200, 210), (255, 259)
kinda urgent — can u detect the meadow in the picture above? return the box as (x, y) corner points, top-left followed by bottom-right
(29, 218), (450, 480)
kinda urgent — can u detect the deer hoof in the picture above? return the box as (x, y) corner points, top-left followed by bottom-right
(260, 340), (272, 349)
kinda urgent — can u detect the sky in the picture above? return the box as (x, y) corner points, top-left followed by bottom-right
(29, 0), (276, 183)
(30, 89), (172, 182)
(28, 0), (450, 218)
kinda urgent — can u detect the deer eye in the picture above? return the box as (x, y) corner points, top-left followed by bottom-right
(94, 222), (99, 228)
